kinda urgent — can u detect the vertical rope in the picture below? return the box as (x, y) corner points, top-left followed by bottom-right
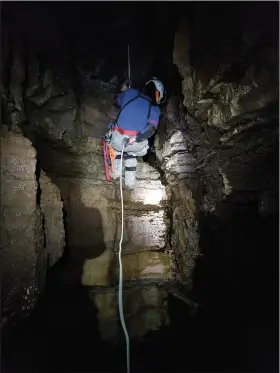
(127, 44), (131, 88)
(118, 144), (130, 373)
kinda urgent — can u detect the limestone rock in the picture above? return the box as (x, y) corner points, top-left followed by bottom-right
(117, 210), (168, 254)
(103, 162), (167, 208)
(27, 105), (77, 141)
(0, 132), (43, 325)
(173, 4), (278, 131)
(27, 68), (56, 107)
(154, 98), (197, 184)
(170, 182), (200, 285)
(43, 90), (76, 112)
(23, 64), (79, 140)
(114, 251), (172, 282)
(153, 96), (201, 286)
(80, 79), (118, 138)
(35, 141), (105, 181)
(128, 162), (167, 206)
(39, 171), (65, 267)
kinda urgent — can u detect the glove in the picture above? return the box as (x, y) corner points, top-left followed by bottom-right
(121, 137), (129, 147)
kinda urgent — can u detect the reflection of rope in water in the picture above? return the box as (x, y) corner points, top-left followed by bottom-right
(118, 144), (130, 373)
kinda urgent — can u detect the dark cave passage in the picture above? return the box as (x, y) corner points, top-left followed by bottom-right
(1, 2), (279, 373)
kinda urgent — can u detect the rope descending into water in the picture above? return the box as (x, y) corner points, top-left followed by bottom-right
(118, 144), (130, 373)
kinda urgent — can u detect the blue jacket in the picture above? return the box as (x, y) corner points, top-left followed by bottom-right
(115, 88), (160, 134)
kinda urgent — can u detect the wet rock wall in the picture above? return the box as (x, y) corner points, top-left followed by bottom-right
(0, 130), (64, 329)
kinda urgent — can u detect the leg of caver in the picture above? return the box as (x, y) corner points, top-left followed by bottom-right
(109, 151), (122, 179)
(124, 154), (137, 189)
(124, 141), (149, 188)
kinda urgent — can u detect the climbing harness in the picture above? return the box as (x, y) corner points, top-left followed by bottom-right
(103, 139), (111, 182)
(108, 143), (116, 171)
(118, 143), (130, 373)
(103, 140), (117, 182)
(114, 90), (152, 129)
(103, 123), (118, 182)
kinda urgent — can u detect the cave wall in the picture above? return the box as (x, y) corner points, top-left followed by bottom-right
(35, 133), (172, 341)
(0, 2), (176, 340)
(154, 96), (202, 287)
(174, 3), (278, 128)
(0, 130), (41, 326)
(161, 4), (279, 362)
(40, 170), (65, 268)
(173, 1), (278, 211)
(150, 1), (279, 295)
(0, 129), (65, 329)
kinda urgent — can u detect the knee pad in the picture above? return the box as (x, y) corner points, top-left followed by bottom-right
(125, 168), (136, 189)
(124, 156), (137, 168)
(124, 157), (137, 188)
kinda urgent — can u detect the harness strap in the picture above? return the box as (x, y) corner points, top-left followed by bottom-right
(108, 144), (116, 171)
(115, 90), (152, 134)
(125, 166), (137, 171)
(124, 154), (136, 160)
(115, 91), (142, 125)
(113, 125), (138, 136)
(103, 140), (111, 182)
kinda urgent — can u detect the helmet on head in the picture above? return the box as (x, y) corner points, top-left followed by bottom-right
(145, 77), (166, 104)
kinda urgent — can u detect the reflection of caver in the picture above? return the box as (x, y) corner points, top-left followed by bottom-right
(104, 77), (166, 189)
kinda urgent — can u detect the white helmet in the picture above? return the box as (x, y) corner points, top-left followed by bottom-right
(145, 77), (166, 104)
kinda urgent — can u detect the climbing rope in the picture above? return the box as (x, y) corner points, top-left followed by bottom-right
(118, 144), (130, 373)
(127, 44), (131, 88)
(117, 44), (132, 372)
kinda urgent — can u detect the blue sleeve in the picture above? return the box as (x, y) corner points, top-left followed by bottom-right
(147, 106), (160, 128)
